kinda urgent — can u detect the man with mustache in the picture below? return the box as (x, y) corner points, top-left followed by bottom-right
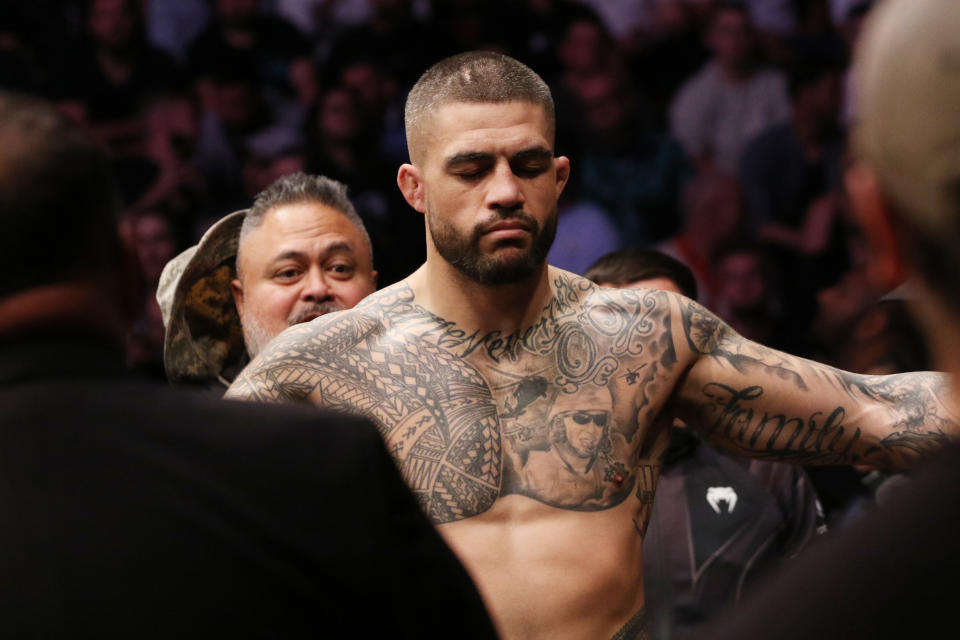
(226, 51), (959, 640)
(159, 171), (377, 388)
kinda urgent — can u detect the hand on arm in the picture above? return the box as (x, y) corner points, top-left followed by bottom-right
(667, 295), (958, 470)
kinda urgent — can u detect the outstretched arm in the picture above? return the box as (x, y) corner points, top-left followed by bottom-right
(667, 295), (958, 469)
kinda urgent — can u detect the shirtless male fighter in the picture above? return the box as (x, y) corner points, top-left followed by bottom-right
(226, 52), (958, 640)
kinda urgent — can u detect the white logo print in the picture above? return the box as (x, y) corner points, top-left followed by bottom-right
(706, 487), (738, 514)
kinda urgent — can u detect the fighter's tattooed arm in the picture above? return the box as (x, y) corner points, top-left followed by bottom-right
(668, 295), (959, 469)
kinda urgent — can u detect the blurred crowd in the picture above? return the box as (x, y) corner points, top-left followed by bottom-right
(0, 0), (926, 412)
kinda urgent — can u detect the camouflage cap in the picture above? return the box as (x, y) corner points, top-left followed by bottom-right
(156, 209), (248, 387)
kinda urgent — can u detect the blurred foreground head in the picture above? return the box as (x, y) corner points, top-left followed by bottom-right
(0, 91), (121, 299)
(848, 0), (960, 376)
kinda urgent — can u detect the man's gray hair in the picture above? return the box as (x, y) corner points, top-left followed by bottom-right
(238, 172), (373, 273)
(404, 51), (555, 164)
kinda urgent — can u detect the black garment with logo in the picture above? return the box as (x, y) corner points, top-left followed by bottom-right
(697, 441), (960, 640)
(643, 428), (823, 639)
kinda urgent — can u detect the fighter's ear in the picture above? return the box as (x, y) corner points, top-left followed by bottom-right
(397, 163), (427, 214)
(554, 155), (570, 200)
(845, 161), (906, 290)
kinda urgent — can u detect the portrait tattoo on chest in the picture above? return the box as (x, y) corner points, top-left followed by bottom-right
(230, 274), (680, 525)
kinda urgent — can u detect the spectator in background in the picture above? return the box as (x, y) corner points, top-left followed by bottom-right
(324, 0), (452, 90)
(585, 248), (824, 640)
(305, 85), (419, 286)
(496, 0), (586, 83)
(53, 0), (184, 155)
(670, 1), (790, 173)
(553, 6), (623, 138)
(739, 52), (852, 357)
(658, 169), (744, 308)
(146, 0), (209, 62)
(0, 3), (48, 93)
(187, 0), (315, 107)
(629, 0), (711, 127)
(120, 208), (179, 378)
(710, 241), (790, 350)
(139, 91), (208, 219)
(739, 54), (846, 256)
(241, 130), (306, 201)
(555, 13), (690, 245)
(578, 0), (650, 51)
(193, 56), (285, 211)
(331, 54), (406, 166)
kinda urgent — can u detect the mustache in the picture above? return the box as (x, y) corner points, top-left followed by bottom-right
(473, 209), (539, 239)
(288, 302), (343, 326)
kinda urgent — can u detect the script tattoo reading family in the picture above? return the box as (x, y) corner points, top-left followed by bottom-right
(229, 272), (955, 532)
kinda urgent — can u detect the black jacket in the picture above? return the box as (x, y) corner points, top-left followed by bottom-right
(0, 333), (496, 639)
(643, 428), (823, 638)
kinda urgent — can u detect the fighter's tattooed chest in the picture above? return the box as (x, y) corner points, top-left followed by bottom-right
(255, 276), (679, 523)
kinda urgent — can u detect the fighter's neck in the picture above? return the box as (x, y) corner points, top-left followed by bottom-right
(406, 260), (555, 336)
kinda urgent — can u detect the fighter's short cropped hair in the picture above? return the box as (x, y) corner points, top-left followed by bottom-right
(403, 51), (556, 163)
(237, 172), (373, 275)
(0, 91), (121, 297)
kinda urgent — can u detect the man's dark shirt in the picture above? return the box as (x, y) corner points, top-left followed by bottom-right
(644, 428), (822, 638)
(0, 332), (497, 638)
(697, 440), (960, 639)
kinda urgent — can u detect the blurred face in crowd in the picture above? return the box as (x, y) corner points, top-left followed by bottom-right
(209, 80), (257, 130)
(708, 8), (753, 72)
(89, 0), (136, 51)
(242, 153), (306, 198)
(801, 72), (844, 127)
(559, 19), (607, 73)
(231, 203), (377, 356)
(653, 0), (691, 32)
(146, 97), (199, 162)
(319, 88), (359, 143)
(717, 251), (767, 312)
(130, 212), (176, 285)
(686, 173), (742, 242)
(580, 74), (627, 137)
(215, 0), (258, 25)
(341, 62), (397, 110)
(399, 101), (569, 285)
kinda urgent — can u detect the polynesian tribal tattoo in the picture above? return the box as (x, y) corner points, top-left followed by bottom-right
(228, 273), (676, 526)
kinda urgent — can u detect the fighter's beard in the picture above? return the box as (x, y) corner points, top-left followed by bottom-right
(428, 207), (557, 286)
